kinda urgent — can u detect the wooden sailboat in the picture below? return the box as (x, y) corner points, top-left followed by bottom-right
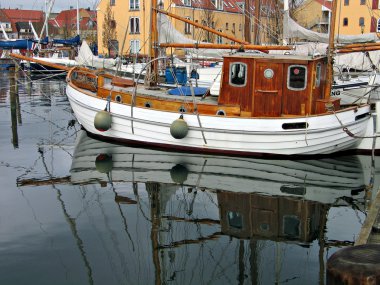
(11, 0), (378, 156)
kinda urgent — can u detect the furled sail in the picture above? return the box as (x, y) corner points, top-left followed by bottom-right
(76, 40), (116, 69)
(158, 13), (227, 58)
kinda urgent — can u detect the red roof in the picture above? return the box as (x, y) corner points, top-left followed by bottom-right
(314, 0), (332, 10)
(54, 8), (96, 30)
(0, 9), (44, 32)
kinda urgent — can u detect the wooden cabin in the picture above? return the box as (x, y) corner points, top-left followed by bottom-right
(218, 53), (338, 117)
(217, 191), (324, 243)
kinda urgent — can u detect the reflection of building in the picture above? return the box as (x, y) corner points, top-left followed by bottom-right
(218, 192), (324, 243)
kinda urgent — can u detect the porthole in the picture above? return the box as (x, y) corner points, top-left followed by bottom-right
(179, 106), (187, 113)
(264, 68), (274, 79)
(144, 101), (152, 108)
(115, 95), (122, 102)
(216, 109), (226, 116)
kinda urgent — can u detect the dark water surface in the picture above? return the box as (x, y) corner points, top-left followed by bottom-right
(0, 71), (379, 285)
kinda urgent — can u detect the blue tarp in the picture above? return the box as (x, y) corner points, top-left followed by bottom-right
(168, 86), (208, 96)
(0, 39), (33, 49)
(53, 35), (80, 46)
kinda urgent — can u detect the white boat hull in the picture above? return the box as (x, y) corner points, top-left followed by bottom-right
(66, 84), (371, 156)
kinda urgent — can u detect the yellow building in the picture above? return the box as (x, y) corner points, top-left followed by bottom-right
(293, 0), (380, 36)
(96, 0), (277, 57)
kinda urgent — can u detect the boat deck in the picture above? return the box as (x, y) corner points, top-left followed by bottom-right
(103, 83), (220, 105)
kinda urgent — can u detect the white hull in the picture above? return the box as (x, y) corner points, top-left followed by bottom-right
(70, 131), (366, 205)
(66, 84), (371, 156)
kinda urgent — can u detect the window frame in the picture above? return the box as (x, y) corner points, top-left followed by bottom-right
(229, 62), (248, 87)
(287, 65), (308, 91)
(129, 17), (140, 34)
(130, 0), (140, 10)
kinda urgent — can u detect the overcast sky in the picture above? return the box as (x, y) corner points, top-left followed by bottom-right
(0, 0), (100, 12)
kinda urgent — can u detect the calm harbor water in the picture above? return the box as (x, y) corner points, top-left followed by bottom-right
(0, 70), (379, 285)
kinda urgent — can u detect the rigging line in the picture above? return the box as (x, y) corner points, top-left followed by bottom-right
(332, 108), (380, 139)
(39, 148), (95, 285)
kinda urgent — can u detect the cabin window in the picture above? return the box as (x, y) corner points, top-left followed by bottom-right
(130, 0), (140, 10)
(315, 63), (321, 88)
(287, 65), (307, 90)
(227, 211), (243, 229)
(229, 62), (247, 86)
(343, 18), (348, 26)
(283, 215), (300, 238)
(130, 17), (140, 34)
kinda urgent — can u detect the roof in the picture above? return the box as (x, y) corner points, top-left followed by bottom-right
(314, 0), (332, 10)
(0, 9), (44, 32)
(54, 8), (97, 31)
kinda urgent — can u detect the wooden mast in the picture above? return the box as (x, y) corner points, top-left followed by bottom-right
(159, 42), (291, 51)
(244, 0), (251, 43)
(253, 0), (260, 44)
(324, 0), (338, 99)
(149, 0), (159, 86)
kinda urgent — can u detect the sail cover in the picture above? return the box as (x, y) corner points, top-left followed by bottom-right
(76, 40), (116, 69)
(158, 14), (227, 58)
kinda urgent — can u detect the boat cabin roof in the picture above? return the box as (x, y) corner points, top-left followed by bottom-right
(223, 51), (326, 62)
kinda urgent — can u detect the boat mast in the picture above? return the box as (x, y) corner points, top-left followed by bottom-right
(324, 0), (338, 98)
(76, 0), (80, 36)
(148, 0), (159, 86)
(244, 0), (251, 43)
(253, 0), (260, 44)
(45, 0), (49, 38)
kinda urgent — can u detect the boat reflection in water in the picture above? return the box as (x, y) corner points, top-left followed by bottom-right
(70, 131), (368, 284)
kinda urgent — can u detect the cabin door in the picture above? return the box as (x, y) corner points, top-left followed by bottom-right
(253, 62), (283, 117)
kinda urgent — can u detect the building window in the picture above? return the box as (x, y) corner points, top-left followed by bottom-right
(288, 65), (307, 90)
(110, 0), (115, 5)
(226, 23), (229, 30)
(185, 17), (191, 34)
(130, 0), (140, 10)
(183, 0), (191, 6)
(229, 62), (247, 86)
(377, 18), (380, 32)
(217, 29), (222, 44)
(343, 17), (348, 26)
(232, 23), (235, 33)
(239, 23), (242, 31)
(211, 0), (223, 10)
(130, 17), (140, 34)
(109, 20), (116, 29)
(344, 0), (349, 5)
(373, 0), (379, 9)
(130, 40), (140, 54)
(359, 17), (365, 26)
(361, 0), (366, 4)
